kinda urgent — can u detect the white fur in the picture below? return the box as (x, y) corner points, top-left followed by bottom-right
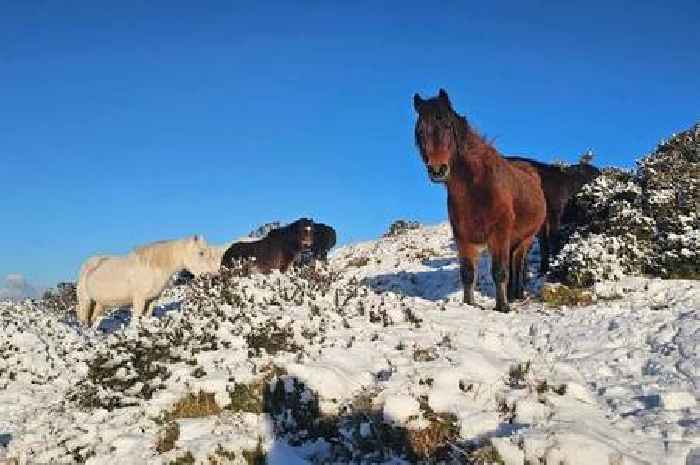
(77, 235), (219, 327)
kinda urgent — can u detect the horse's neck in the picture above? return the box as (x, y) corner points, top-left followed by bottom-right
(153, 254), (185, 277)
(448, 137), (499, 195)
(157, 262), (185, 281)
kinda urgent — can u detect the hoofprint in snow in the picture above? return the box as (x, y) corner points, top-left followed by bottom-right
(1, 224), (698, 465)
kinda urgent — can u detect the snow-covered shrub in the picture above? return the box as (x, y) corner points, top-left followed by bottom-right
(248, 221), (282, 238)
(552, 123), (699, 285)
(637, 125), (700, 278)
(552, 233), (648, 287)
(384, 219), (421, 237)
(41, 282), (77, 313)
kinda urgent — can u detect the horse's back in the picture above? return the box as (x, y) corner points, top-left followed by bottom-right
(222, 241), (257, 266)
(507, 157), (597, 212)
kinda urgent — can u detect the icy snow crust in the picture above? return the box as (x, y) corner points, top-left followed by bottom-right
(1, 223), (698, 464)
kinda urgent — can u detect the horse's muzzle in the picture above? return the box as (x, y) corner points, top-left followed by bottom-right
(427, 164), (450, 183)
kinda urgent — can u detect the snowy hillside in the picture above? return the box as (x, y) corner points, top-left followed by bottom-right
(1, 224), (698, 465)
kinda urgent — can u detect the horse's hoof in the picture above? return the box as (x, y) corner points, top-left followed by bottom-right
(494, 304), (512, 313)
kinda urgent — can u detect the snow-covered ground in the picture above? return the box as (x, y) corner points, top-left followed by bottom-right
(1, 223), (698, 465)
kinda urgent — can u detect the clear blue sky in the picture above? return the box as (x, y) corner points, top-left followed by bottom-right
(1, 1), (698, 288)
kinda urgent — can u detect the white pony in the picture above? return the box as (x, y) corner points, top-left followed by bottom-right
(77, 235), (219, 326)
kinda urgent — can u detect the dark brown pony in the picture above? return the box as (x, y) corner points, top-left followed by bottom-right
(221, 218), (314, 273)
(413, 89), (546, 312)
(504, 156), (600, 273)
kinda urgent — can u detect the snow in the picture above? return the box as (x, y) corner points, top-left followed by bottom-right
(382, 395), (420, 426)
(1, 222), (698, 464)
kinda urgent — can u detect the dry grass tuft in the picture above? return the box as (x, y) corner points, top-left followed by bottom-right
(405, 414), (459, 461)
(156, 421), (180, 453)
(205, 439), (267, 465)
(468, 443), (505, 464)
(541, 283), (593, 307)
(347, 256), (371, 268)
(413, 346), (438, 362)
(168, 451), (195, 465)
(241, 438), (266, 465)
(169, 391), (222, 420)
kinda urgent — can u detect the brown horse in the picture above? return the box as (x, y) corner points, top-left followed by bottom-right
(413, 89), (546, 312)
(505, 156), (601, 273)
(221, 218), (314, 273)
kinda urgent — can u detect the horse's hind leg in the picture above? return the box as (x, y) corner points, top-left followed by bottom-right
(539, 224), (550, 275)
(488, 231), (511, 313)
(458, 243), (481, 306)
(512, 237), (535, 300)
(91, 303), (105, 328)
(77, 298), (94, 325)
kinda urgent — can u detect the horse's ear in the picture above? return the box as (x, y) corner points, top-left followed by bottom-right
(438, 88), (450, 103)
(413, 93), (424, 112)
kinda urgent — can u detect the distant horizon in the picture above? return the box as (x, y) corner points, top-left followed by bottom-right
(2, 1), (698, 288)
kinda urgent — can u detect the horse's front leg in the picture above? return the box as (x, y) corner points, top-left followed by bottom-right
(488, 232), (511, 313)
(145, 298), (158, 317)
(131, 296), (146, 320)
(508, 244), (519, 301)
(549, 214), (562, 259)
(458, 243), (480, 306)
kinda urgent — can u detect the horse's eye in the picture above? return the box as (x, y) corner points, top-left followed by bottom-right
(199, 251), (205, 256)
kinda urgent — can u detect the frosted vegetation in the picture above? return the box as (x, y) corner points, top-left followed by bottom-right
(2, 221), (699, 465)
(552, 123), (699, 286)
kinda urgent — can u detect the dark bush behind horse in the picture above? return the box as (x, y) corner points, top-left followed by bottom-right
(504, 156), (601, 272)
(413, 89), (546, 312)
(221, 218), (314, 273)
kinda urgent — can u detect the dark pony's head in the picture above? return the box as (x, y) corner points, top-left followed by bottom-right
(312, 223), (336, 259)
(413, 88), (467, 183)
(272, 218), (314, 251)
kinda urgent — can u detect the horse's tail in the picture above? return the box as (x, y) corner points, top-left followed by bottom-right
(76, 256), (106, 323)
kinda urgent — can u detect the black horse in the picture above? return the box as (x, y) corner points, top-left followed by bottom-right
(505, 156), (600, 272)
(221, 218), (314, 273)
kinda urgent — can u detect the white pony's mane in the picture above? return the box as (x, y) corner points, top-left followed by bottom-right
(131, 237), (198, 269)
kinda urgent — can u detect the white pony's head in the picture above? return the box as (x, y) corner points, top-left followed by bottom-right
(182, 235), (219, 275)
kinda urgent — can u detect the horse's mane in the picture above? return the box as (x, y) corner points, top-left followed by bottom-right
(132, 238), (189, 269)
(415, 100), (495, 160)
